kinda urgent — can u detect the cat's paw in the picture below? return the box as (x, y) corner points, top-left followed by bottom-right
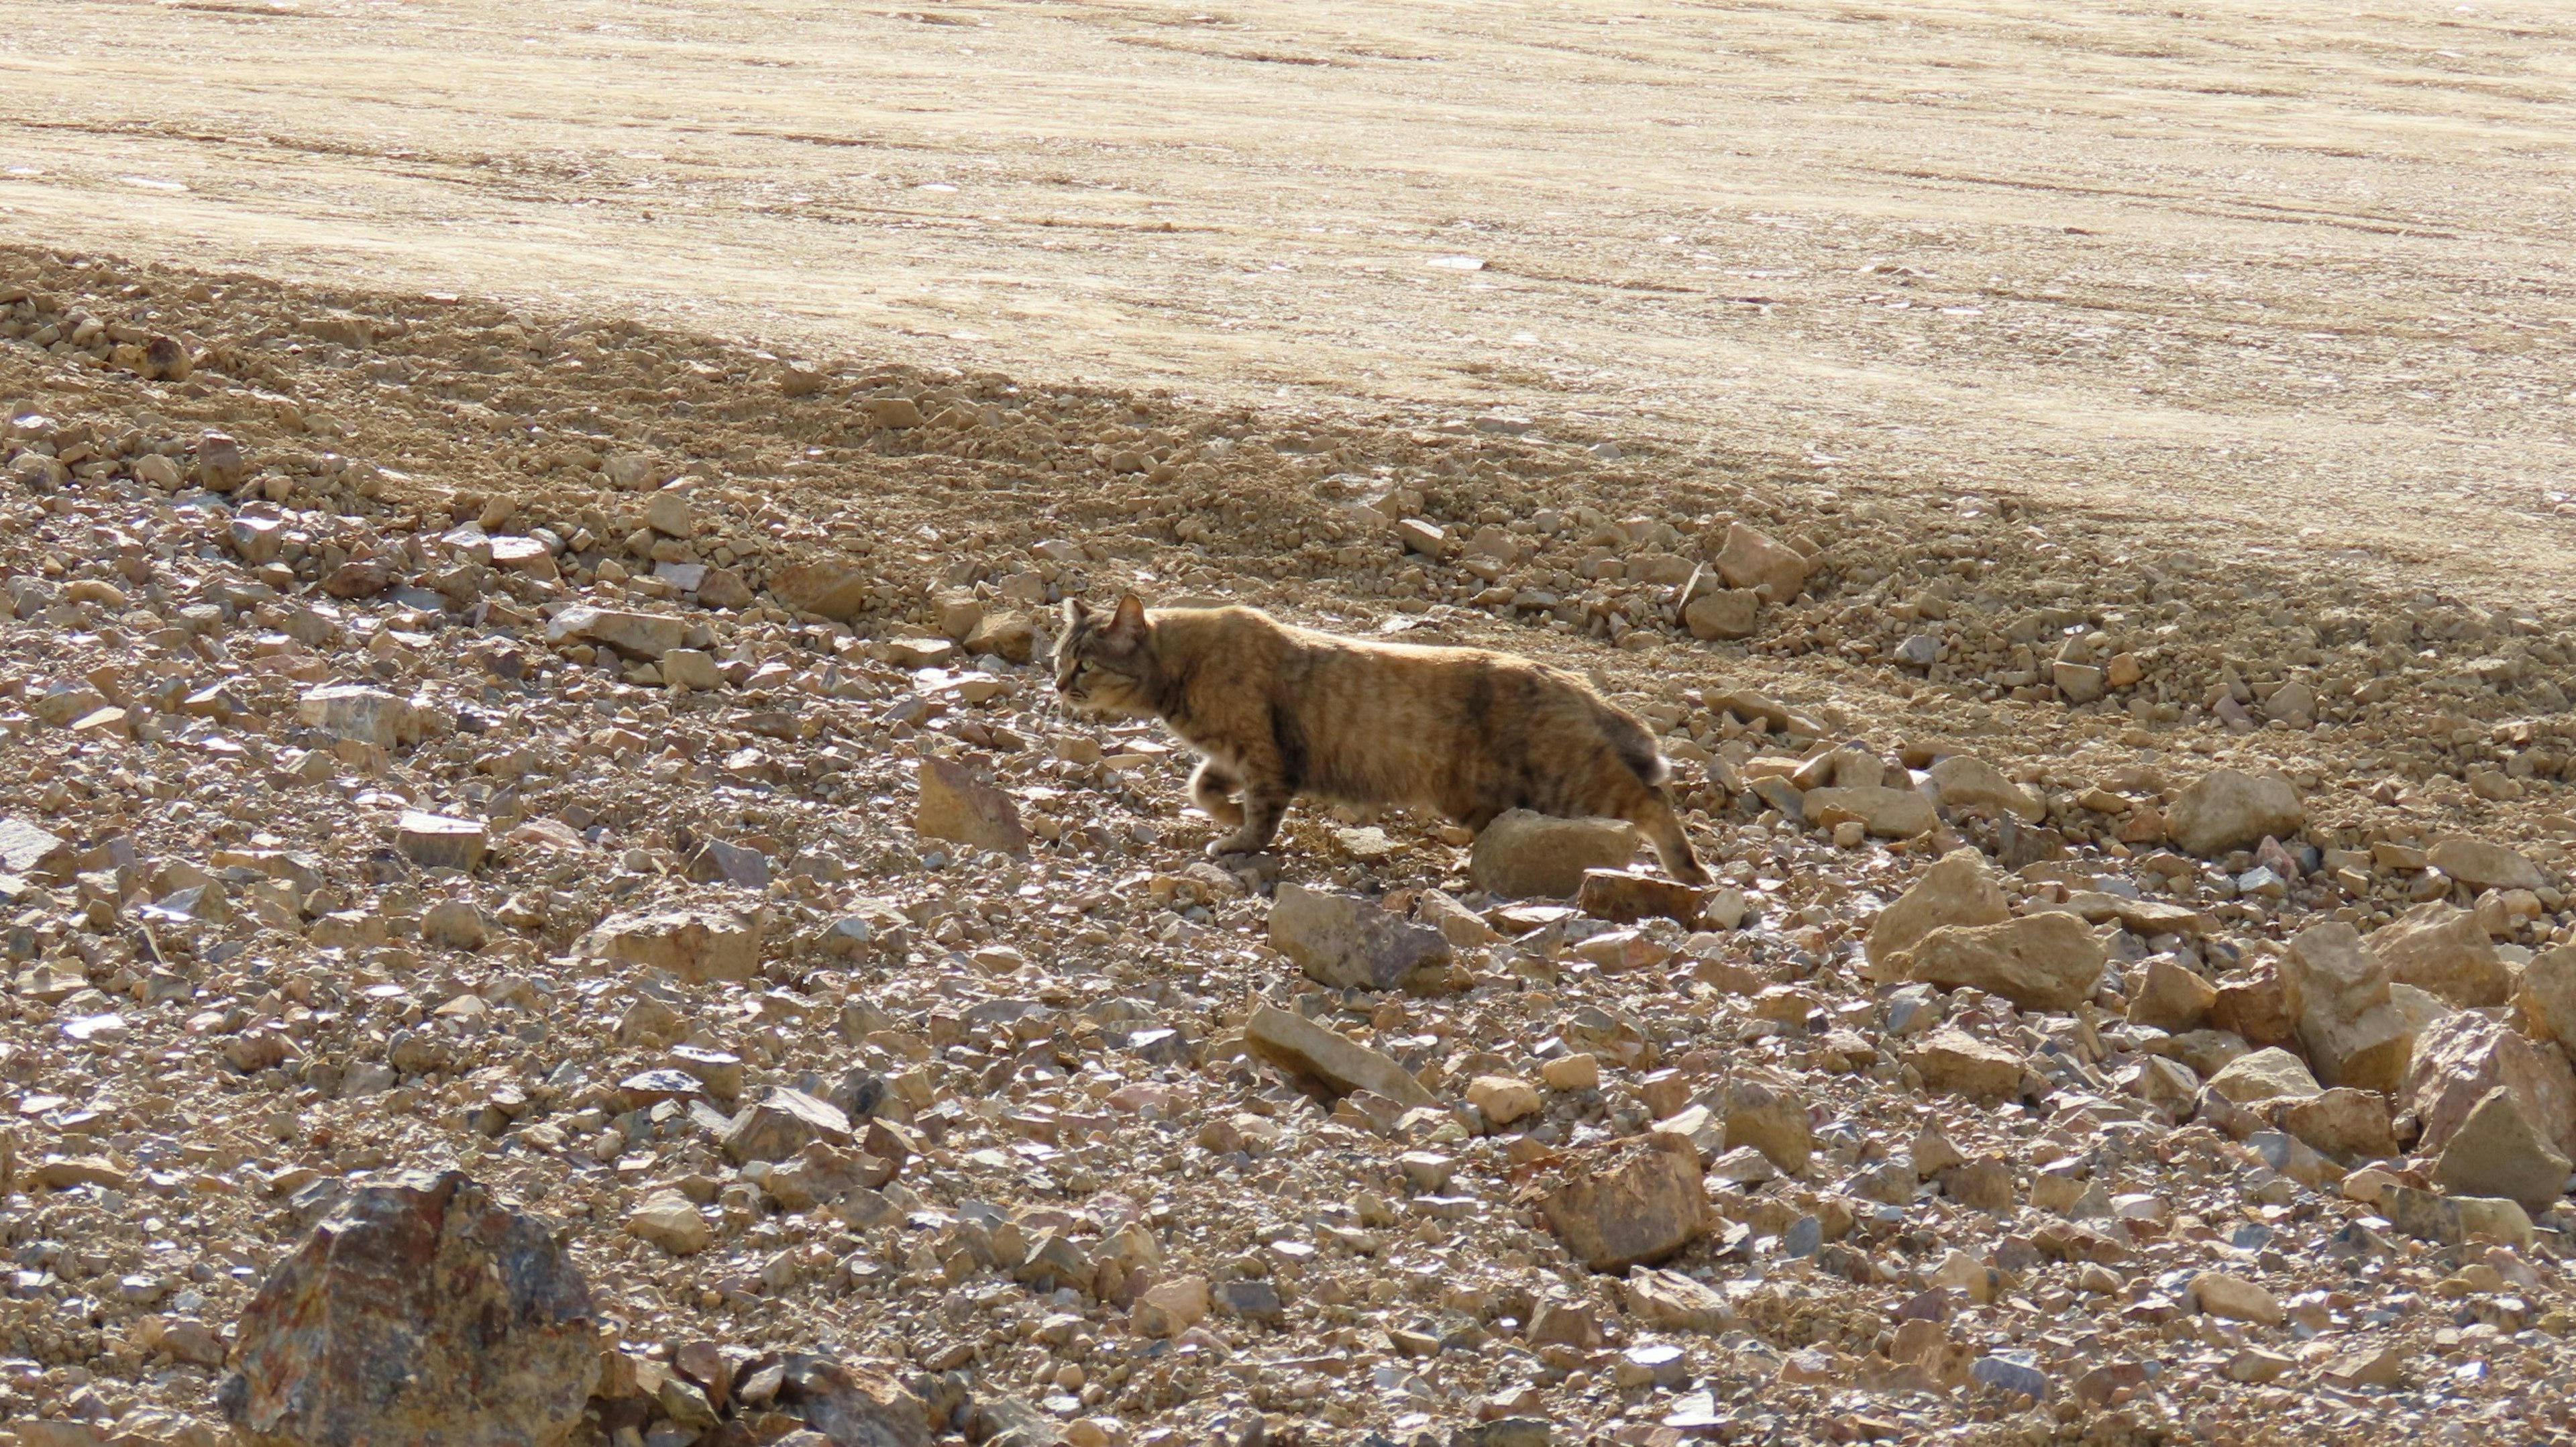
(1207, 835), (1263, 859)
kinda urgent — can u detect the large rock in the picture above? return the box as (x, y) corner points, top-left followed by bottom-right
(2427, 837), (2546, 894)
(1469, 810), (1640, 898)
(1267, 883), (1451, 991)
(2404, 1010), (2576, 1159)
(1622, 1267), (1734, 1333)
(722, 1087), (855, 1165)
(396, 812), (487, 873)
(2283, 922), (2416, 1093)
(915, 755), (1027, 857)
(2127, 955), (2217, 1032)
(1865, 849), (2010, 975)
(1682, 587), (1760, 641)
(296, 684), (420, 749)
(544, 604), (698, 660)
(2434, 1087), (2571, 1212)
(1906, 912), (2105, 1013)
(1927, 756), (2043, 821)
(581, 908), (763, 982)
(218, 1171), (598, 1447)
(1910, 1030), (2025, 1100)
(627, 1191), (712, 1255)
(1243, 1002), (1438, 1109)
(2517, 945), (2576, 1046)
(2370, 902), (2511, 1007)
(769, 561), (873, 621)
(2165, 769), (2304, 858)
(0, 816), (73, 879)
(1721, 1081), (1812, 1175)
(1712, 522), (1810, 600)
(1803, 785), (1936, 839)
(2204, 1047), (2321, 1104)
(1536, 1134), (1705, 1271)
(2273, 1087), (2396, 1163)
(777, 1355), (934, 1447)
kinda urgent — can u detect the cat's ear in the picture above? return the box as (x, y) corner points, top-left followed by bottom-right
(1062, 597), (1090, 630)
(1110, 594), (1150, 637)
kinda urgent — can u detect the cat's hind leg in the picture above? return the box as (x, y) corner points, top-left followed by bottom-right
(1189, 758), (1246, 827)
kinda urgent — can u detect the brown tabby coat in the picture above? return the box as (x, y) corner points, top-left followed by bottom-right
(1053, 596), (1706, 884)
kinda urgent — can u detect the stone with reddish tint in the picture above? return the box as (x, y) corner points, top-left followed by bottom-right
(219, 1171), (598, 1447)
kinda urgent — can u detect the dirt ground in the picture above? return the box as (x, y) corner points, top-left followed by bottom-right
(5, 0), (2574, 602)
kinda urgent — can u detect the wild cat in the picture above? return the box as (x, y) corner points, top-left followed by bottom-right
(1051, 596), (1707, 886)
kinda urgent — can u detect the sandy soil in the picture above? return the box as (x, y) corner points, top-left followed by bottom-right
(4, 0), (2574, 601)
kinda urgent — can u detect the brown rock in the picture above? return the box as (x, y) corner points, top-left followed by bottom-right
(2205, 1046), (2322, 1104)
(777, 1354), (934, 1447)
(1621, 1267), (1733, 1333)
(321, 558), (395, 598)
(769, 561), (872, 621)
(2209, 959), (2298, 1049)
(1927, 755), (2043, 821)
(1713, 522), (1810, 601)
(1576, 869), (1707, 927)
(2273, 1087), (2396, 1163)
(696, 567), (755, 611)
(2427, 837), (2546, 894)
(1721, 1081), (1813, 1175)
(2404, 1010), (2576, 1159)
(1243, 1002), (1438, 1110)
(1468, 810), (1640, 898)
(2516, 945), (2576, 1045)
(580, 908), (763, 983)
(1805, 784), (1937, 839)
(2284, 922), (2416, 1093)
(1911, 1030), (2025, 1100)
(1683, 587), (1760, 641)
(0, 816), (74, 880)
(1865, 848), (2010, 977)
(1468, 1074), (1543, 1127)
(1907, 912), (2105, 1013)
(2371, 902), (2511, 1008)
(1536, 1134), (1705, 1271)
(396, 812), (487, 872)
(218, 1171), (598, 1447)
(197, 431), (249, 491)
(916, 755), (1026, 857)
(2127, 955), (2216, 1032)
(722, 1087), (855, 1165)
(2433, 1087), (2571, 1212)
(1267, 883), (1451, 992)
(963, 612), (1036, 663)
(2165, 768), (2304, 857)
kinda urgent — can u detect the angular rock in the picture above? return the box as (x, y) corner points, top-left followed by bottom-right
(1866, 848), (2010, 976)
(1906, 912), (2105, 1013)
(1537, 1134), (1705, 1271)
(1926, 755), (2042, 821)
(963, 612), (1036, 663)
(915, 755), (1026, 857)
(1132, 1275), (1210, 1338)
(580, 908), (763, 983)
(544, 604), (695, 660)
(776, 1356), (934, 1447)
(396, 812), (487, 872)
(0, 817), (72, 879)
(1576, 869), (1707, 927)
(2273, 1087), (2396, 1163)
(2127, 955), (2216, 1032)
(2204, 1047), (2321, 1104)
(1803, 785), (1936, 839)
(2404, 1010), (2576, 1158)
(1682, 587), (1760, 641)
(1910, 1030), (2025, 1100)
(296, 684), (417, 749)
(1721, 1081), (1812, 1175)
(769, 561), (872, 621)
(1713, 522), (1809, 600)
(2434, 1087), (2569, 1212)
(2516, 945), (2576, 1046)
(2284, 922), (2415, 1093)
(2209, 959), (2299, 1050)
(661, 648), (725, 692)
(2165, 768), (2303, 857)
(218, 1171), (597, 1447)
(2370, 902), (2510, 1007)
(321, 558), (395, 599)
(421, 899), (489, 951)
(1621, 1267), (1733, 1333)
(627, 1191), (713, 1255)
(2378, 1183), (2533, 1249)
(1468, 810), (1639, 898)
(1468, 1074), (1542, 1127)
(2427, 836), (2544, 894)
(197, 431), (249, 490)
(1267, 882), (1451, 991)
(722, 1087), (855, 1165)
(1242, 1002), (1438, 1109)
(2188, 1271), (2282, 1325)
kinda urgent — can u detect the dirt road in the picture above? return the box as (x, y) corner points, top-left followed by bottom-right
(5, 0), (2574, 598)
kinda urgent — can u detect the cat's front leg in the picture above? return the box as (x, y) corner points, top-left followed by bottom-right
(1210, 784), (1290, 857)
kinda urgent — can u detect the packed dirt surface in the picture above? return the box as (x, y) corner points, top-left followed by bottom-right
(8, 5), (2576, 1447)
(5, 0), (2576, 604)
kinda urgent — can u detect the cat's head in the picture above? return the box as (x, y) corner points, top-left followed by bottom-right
(1053, 594), (1159, 718)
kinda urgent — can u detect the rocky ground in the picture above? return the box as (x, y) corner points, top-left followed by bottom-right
(3, 242), (2576, 1447)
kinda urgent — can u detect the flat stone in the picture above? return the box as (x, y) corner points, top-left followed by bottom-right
(1803, 784), (1937, 839)
(1910, 1030), (2025, 1100)
(1926, 755), (2043, 820)
(1576, 869), (1709, 927)
(0, 817), (72, 879)
(396, 812), (486, 872)
(2427, 836), (2545, 894)
(1242, 1002), (1438, 1109)
(2284, 921), (2416, 1093)
(660, 648), (724, 692)
(544, 604), (696, 660)
(296, 684), (416, 749)
(1682, 587), (1760, 640)
(218, 1171), (598, 1447)
(1267, 882), (1451, 991)
(1469, 810), (1640, 898)
(2189, 1271), (2282, 1324)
